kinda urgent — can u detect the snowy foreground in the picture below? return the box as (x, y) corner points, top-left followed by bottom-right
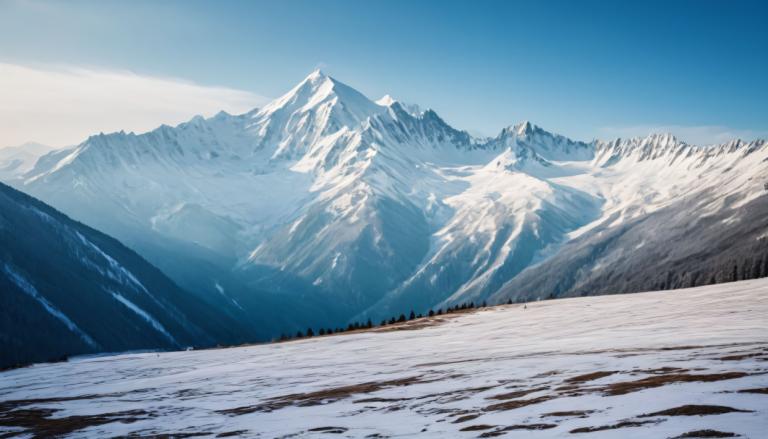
(1, 280), (767, 438)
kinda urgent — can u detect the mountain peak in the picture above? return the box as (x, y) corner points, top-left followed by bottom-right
(376, 94), (396, 107)
(306, 68), (326, 80)
(515, 120), (534, 136)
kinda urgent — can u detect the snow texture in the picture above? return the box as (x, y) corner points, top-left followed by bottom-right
(1, 278), (766, 438)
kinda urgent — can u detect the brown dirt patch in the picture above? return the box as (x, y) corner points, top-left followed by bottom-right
(719, 352), (766, 361)
(459, 424), (496, 431)
(640, 405), (752, 417)
(565, 371), (617, 383)
(452, 413), (482, 423)
(478, 424), (557, 437)
(307, 426), (348, 433)
(737, 387), (768, 394)
(486, 386), (548, 400)
(0, 407), (150, 438)
(541, 410), (594, 418)
(216, 431), (251, 438)
(485, 395), (553, 411)
(218, 375), (427, 415)
(670, 430), (738, 438)
(603, 372), (749, 396)
(570, 420), (661, 433)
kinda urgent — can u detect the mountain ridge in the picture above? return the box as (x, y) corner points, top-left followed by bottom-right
(6, 71), (767, 333)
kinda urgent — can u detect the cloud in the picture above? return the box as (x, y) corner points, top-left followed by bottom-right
(0, 62), (269, 148)
(597, 124), (768, 146)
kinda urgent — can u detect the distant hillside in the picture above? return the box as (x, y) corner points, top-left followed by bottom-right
(0, 182), (254, 368)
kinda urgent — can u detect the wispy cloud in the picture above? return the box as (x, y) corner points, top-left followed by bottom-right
(597, 124), (768, 146)
(0, 62), (269, 148)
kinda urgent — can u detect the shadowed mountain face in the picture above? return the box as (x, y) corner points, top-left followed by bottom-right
(6, 71), (768, 332)
(491, 189), (768, 303)
(0, 182), (260, 368)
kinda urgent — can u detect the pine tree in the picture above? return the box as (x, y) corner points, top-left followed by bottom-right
(306, 328), (314, 337)
(409, 310), (416, 320)
(428, 309), (434, 317)
(366, 319), (373, 328)
(380, 320), (387, 326)
(398, 314), (406, 322)
(296, 330), (304, 338)
(389, 317), (396, 325)
(437, 308), (443, 315)
(319, 328), (326, 336)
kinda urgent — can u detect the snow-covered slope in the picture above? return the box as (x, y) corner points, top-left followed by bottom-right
(0, 142), (56, 180)
(0, 182), (252, 368)
(13, 71), (768, 329)
(1, 279), (766, 438)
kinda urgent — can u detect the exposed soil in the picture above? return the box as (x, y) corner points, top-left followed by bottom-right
(215, 431), (251, 438)
(540, 410), (595, 418)
(565, 371), (617, 383)
(718, 352), (765, 361)
(486, 386), (548, 400)
(570, 420), (661, 433)
(640, 405), (753, 417)
(737, 387), (768, 394)
(459, 424), (496, 431)
(603, 372), (749, 396)
(307, 426), (348, 433)
(485, 395), (553, 411)
(670, 430), (739, 438)
(217, 375), (427, 415)
(478, 424), (557, 437)
(452, 413), (482, 423)
(0, 407), (150, 438)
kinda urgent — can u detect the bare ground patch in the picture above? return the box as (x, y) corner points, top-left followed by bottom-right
(541, 410), (595, 418)
(478, 424), (558, 437)
(570, 419), (662, 433)
(0, 407), (151, 438)
(565, 371), (618, 383)
(737, 387), (768, 394)
(670, 430), (739, 438)
(217, 375), (429, 415)
(640, 405), (753, 417)
(602, 372), (750, 396)
(486, 386), (548, 400)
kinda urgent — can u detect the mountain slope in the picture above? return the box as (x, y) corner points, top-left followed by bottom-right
(1, 279), (766, 438)
(11, 71), (768, 328)
(492, 138), (768, 302)
(0, 182), (253, 368)
(0, 142), (56, 180)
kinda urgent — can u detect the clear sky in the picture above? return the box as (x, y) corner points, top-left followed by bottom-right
(1, 0), (766, 147)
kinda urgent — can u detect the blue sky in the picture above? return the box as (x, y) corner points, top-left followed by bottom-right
(1, 0), (766, 146)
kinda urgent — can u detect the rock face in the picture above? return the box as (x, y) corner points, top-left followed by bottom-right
(9, 71), (768, 330)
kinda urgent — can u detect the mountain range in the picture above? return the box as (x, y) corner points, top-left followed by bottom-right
(3, 70), (767, 355)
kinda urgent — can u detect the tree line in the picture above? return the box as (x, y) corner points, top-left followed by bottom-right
(277, 300), (490, 342)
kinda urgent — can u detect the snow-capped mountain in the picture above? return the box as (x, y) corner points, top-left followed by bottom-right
(0, 182), (253, 368)
(11, 70), (768, 331)
(0, 142), (56, 180)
